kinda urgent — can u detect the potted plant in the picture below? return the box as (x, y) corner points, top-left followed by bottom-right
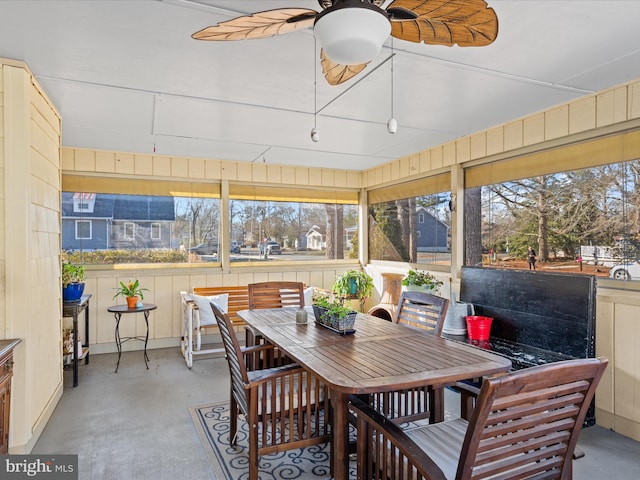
(332, 270), (373, 311)
(113, 279), (148, 308)
(62, 262), (86, 302)
(311, 291), (357, 334)
(402, 269), (443, 293)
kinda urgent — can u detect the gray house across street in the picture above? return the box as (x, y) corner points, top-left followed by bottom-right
(415, 206), (449, 252)
(62, 192), (176, 251)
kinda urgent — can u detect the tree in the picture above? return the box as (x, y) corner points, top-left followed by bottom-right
(465, 187), (483, 266)
(325, 204), (344, 259)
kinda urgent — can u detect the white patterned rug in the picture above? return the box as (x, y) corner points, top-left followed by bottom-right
(190, 401), (356, 479)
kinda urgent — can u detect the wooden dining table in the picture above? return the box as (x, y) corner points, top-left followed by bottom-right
(238, 307), (512, 480)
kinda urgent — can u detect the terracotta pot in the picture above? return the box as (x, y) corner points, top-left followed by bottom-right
(126, 296), (139, 308)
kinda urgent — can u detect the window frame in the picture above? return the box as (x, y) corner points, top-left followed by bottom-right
(75, 220), (92, 240)
(151, 222), (161, 240)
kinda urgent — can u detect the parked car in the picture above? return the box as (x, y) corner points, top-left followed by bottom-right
(259, 241), (281, 255)
(189, 241), (218, 256)
(609, 260), (640, 280)
(230, 241), (241, 254)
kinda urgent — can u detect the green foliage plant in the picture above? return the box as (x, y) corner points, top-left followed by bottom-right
(311, 291), (354, 320)
(401, 269), (443, 290)
(332, 269), (373, 301)
(112, 279), (149, 299)
(62, 262), (85, 287)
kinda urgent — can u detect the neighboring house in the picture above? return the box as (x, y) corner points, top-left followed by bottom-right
(62, 192), (176, 250)
(305, 225), (358, 250)
(305, 225), (325, 250)
(415, 206), (449, 252)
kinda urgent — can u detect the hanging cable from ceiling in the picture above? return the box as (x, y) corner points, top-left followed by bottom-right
(310, 37), (319, 142)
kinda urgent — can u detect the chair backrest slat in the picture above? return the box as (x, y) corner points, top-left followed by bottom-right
(248, 281), (305, 310)
(393, 291), (449, 336)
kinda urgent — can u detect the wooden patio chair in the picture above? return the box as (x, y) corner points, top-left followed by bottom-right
(211, 302), (332, 480)
(248, 281), (305, 310)
(370, 291), (450, 424)
(246, 281), (306, 367)
(351, 357), (608, 480)
(393, 290), (449, 335)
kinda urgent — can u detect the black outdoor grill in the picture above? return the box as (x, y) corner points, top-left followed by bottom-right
(457, 267), (597, 425)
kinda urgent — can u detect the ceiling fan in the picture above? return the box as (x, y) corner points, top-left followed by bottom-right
(192, 0), (498, 85)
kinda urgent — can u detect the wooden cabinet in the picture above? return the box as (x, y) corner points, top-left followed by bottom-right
(0, 340), (19, 454)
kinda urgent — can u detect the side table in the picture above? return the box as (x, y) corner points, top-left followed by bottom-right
(107, 303), (157, 373)
(63, 294), (91, 387)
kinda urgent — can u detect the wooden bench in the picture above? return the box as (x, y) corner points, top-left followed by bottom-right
(180, 286), (250, 368)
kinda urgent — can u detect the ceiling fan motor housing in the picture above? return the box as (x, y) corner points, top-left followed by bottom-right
(314, 0), (391, 65)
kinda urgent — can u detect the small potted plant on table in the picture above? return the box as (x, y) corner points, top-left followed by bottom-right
(113, 279), (148, 308)
(62, 262), (86, 302)
(312, 291), (357, 334)
(402, 269), (443, 294)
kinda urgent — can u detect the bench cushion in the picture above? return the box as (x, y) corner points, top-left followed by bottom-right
(187, 293), (228, 327)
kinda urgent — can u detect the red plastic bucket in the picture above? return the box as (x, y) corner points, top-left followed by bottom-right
(465, 316), (493, 341)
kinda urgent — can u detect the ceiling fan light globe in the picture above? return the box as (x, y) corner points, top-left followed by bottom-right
(314, 5), (390, 65)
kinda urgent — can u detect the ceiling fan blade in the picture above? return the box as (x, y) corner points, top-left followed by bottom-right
(320, 49), (367, 86)
(387, 0), (498, 47)
(192, 8), (317, 41)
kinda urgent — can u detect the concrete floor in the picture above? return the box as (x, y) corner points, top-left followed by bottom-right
(34, 347), (640, 479)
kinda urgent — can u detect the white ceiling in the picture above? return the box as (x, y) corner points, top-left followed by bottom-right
(2, 0), (640, 171)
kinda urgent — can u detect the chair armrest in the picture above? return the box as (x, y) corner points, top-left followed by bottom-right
(453, 379), (482, 396)
(246, 363), (305, 386)
(453, 370), (509, 396)
(240, 343), (277, 355)
(349, 396), (447, 480)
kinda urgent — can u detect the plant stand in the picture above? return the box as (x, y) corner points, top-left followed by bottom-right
(340, 294), (365, 312)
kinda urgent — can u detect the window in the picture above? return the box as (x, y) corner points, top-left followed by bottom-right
(61, 178), (221, 264)
(368, 173), (451, 265)
(76, 220), (91, 240)
(151, 223), (161, 240)
(73, 193), (95, 213)
(60, 177), (359, 266)
(465, 147), (640, 283)
(123, 223), (135, 240)
(229, 198), (358, 262)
